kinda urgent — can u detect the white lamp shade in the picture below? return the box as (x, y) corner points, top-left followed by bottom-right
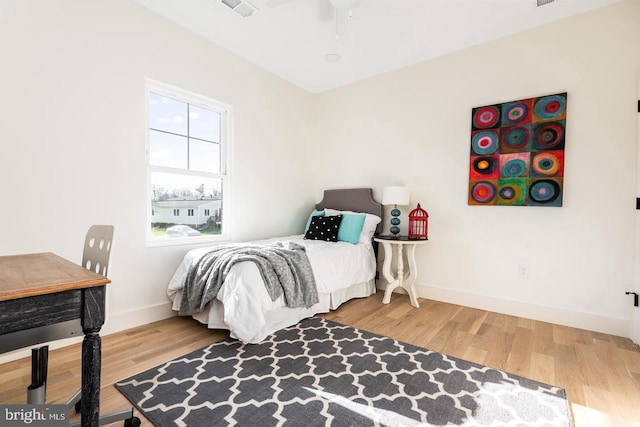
(382, 186), (410, 206)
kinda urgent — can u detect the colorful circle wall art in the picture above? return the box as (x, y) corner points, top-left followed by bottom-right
(501, 100), (532, 127)
(468, 92), (566, 207)
(472, 105), (500, 130)
(528, 178), (562, 206)
(533, 121), (565, 151)
(500, 153), (529, 178)
(533, 94), (567, 122)
(475, 157), (496, 174)
(500, 125), (531, 153)
(531, 151), (564, 177)
(469, 181), (497, 204)
(469, 155), (499, 179)
(471, 130), (499, 155)
(497, 178), (527, 206)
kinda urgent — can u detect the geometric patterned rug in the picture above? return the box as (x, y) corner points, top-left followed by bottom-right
(115, 317), (572, 426)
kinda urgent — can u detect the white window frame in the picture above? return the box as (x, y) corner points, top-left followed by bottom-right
(145, 79), (232, 247)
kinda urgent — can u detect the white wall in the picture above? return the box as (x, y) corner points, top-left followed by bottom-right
(0, 0), (316, 360)
(313, 0), (640, 336)
(2, 0), (639, 366)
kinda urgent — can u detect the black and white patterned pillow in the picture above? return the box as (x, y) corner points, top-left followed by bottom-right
(304, 215), (343, 242)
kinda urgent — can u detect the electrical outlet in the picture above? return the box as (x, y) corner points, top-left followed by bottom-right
(518, 264), (529, 279)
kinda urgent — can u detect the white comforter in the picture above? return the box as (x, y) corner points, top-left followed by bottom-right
(168, 235), (376, 343)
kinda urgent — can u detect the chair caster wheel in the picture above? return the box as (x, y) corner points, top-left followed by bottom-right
(74, 400), (82, 414)
(124, 416), (141, 427)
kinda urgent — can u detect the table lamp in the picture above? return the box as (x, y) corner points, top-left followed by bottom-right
(382, 186), (410, 237)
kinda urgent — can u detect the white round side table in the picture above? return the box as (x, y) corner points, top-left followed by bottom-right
(374, 236), (428, 308)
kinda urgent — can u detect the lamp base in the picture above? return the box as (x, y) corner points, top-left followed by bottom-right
(389, 205), (401, 237)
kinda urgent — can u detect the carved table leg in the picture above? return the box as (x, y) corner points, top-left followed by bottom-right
(404, 244), (420, 308)
(383, 243), (406, 305)
(381, 241), (398, 304)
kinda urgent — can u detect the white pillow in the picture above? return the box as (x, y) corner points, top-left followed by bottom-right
(325, 209), (381, 246)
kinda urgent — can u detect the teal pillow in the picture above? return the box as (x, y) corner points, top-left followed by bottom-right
(337, 213), (366, 244)
(305, 209), (325, 232)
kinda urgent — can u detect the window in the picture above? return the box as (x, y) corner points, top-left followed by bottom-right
(147, 80), (232, 244)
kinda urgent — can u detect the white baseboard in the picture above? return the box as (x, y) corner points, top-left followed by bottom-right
(0, 302), (176, 365)
(394, 283), (630, 338)
(102, 301), (176, 336)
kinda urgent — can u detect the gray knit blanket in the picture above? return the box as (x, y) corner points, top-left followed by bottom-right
(179, 241), (318, 316)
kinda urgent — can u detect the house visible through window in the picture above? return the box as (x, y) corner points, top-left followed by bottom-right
(147, 80), (232, 244)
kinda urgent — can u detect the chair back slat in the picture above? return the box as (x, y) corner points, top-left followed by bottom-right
(82, 225), (114, 277)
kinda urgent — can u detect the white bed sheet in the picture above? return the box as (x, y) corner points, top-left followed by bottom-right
(167, 234), (377, 343)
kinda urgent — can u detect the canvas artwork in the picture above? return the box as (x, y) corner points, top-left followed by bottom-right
(468, 92), (567, 207)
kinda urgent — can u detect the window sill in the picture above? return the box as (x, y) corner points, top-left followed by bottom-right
(145, 234), (230, 248)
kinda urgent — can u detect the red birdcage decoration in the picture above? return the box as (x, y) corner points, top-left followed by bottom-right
(408, 203), (429, 240)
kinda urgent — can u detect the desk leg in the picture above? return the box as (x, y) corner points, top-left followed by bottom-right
(81, 331), (101, 427)
(80, 286), (105, 427)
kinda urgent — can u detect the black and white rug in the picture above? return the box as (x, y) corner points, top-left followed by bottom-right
(116, 317), (572, 426)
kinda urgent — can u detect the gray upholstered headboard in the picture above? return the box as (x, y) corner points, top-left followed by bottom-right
(314, 188), (383, 234)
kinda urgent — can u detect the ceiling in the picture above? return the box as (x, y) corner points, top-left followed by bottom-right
(133, 0), (620, 93)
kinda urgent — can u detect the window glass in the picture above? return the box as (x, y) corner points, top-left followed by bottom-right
(149, 92), (188, 135)
(150, 172), (224, 238)
(189, 139), (220, 173)
(149, 130), (188, 169)
(189, 105), (220, 142)
(146, 81), (230, 245)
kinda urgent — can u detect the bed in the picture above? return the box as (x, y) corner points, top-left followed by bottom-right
(167, 188), (383, 343)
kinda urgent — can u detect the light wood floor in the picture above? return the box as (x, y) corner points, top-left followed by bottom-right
(1, 292), (639, 426)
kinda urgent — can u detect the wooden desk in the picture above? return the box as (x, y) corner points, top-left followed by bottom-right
(374, 236), (428, 308)
(0, 252), (110, 427)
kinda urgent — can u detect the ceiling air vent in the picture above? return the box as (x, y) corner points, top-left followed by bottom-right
(220, 0), (257, 17)
(536, 0), (555, 6)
